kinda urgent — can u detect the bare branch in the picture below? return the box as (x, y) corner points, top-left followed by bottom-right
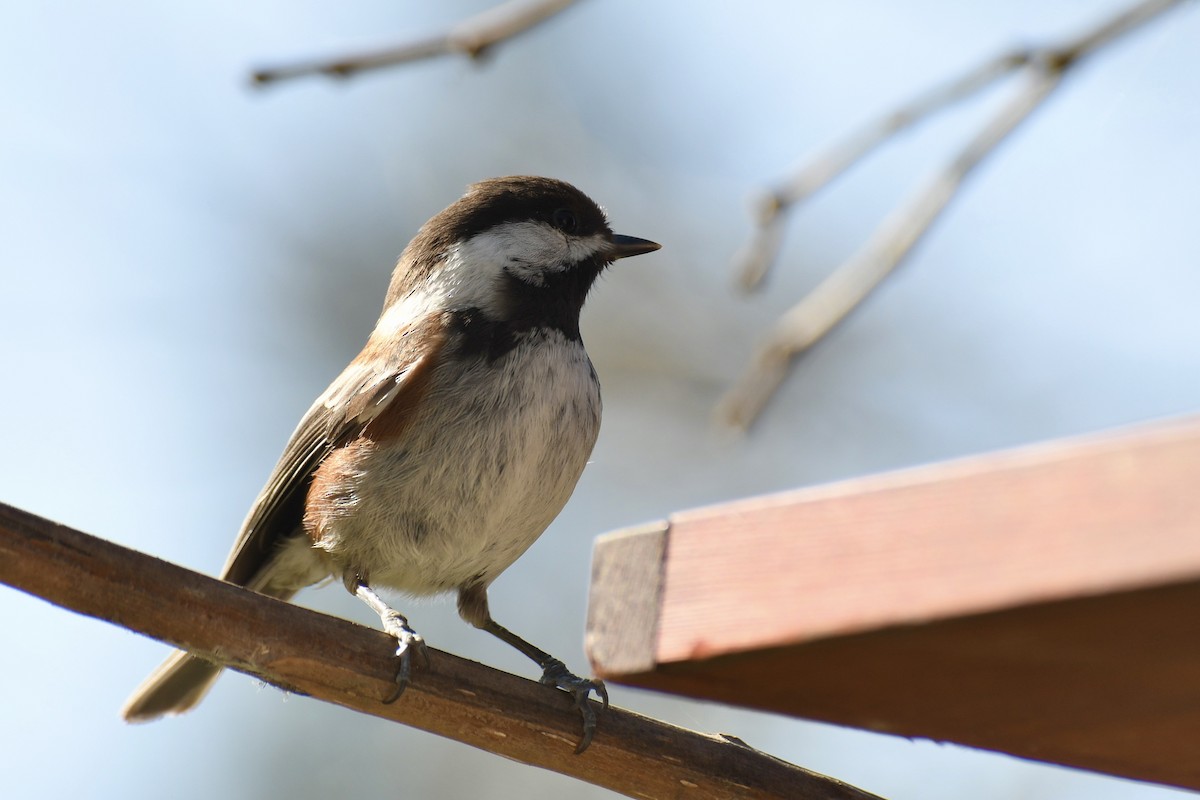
(0, 500), (882, 800)
(721, 70), (1060, 430)
(252, 0), (581, 86)
(732, 49), (1028, 291)
(724, 0), (1187, 430)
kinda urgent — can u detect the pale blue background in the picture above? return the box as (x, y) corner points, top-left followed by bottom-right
(3, 2), (1199, 798)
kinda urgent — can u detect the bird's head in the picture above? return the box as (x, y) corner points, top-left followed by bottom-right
(382, 177), (660, 329)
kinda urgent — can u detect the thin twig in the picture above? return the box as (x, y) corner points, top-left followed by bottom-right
(721, 70), (1061, 430)
(252, 0), (580, 86)
(733, 49), (1030, 291)
(724, 0), (1187, 430)
(0, 500), (882, 800)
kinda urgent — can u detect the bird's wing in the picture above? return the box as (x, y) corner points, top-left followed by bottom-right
(218, 312), (448, 588)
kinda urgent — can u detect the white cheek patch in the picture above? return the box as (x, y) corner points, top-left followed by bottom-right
(376, 223), (613, 322)
(465, 222), (565, 284)
(461, 223), (611, 285)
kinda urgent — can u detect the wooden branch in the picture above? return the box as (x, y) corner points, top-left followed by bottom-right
(0, 501), (882, 800)
(723, 0), (1188, 430)
(588, 414), (1200, 791)
(251, 0), (580, 86)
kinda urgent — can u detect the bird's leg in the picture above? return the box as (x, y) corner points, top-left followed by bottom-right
(458, 585), (607, 753)
(484, 617), (610, 751)
(347, 573), (427, 703)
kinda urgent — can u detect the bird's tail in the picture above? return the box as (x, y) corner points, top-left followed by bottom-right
(121, 534), (324, 721)
(121, 650), (224, 722)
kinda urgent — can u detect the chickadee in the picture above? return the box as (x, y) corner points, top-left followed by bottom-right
(122, 176), (660, 751)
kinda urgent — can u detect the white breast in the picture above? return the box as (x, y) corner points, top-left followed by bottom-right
(318, 330), (602, 595)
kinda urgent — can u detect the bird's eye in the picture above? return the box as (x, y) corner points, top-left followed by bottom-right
(552, 208), (578, 233)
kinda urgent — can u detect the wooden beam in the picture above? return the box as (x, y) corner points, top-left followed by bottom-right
(587, 415), (1200, 791)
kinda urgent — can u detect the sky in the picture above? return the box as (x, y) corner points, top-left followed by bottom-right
(2, 2), (1199, 799)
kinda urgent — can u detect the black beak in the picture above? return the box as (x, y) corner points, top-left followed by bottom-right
(609, 234), (661, 260)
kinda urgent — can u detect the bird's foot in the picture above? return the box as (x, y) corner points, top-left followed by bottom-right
(539, 658), (609, 754)
(378, 609), (428, 703)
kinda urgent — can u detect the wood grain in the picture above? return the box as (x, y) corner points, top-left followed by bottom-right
(586, 522), (668, 676)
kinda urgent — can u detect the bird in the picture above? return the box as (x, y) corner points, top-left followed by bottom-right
(121, 176), (660, 752)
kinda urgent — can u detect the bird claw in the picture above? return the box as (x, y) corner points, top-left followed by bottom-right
(379, 612), (427, 704)
(539, 658), (608, 754)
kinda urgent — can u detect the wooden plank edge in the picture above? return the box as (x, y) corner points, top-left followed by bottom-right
(586, 522), (668, 678)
